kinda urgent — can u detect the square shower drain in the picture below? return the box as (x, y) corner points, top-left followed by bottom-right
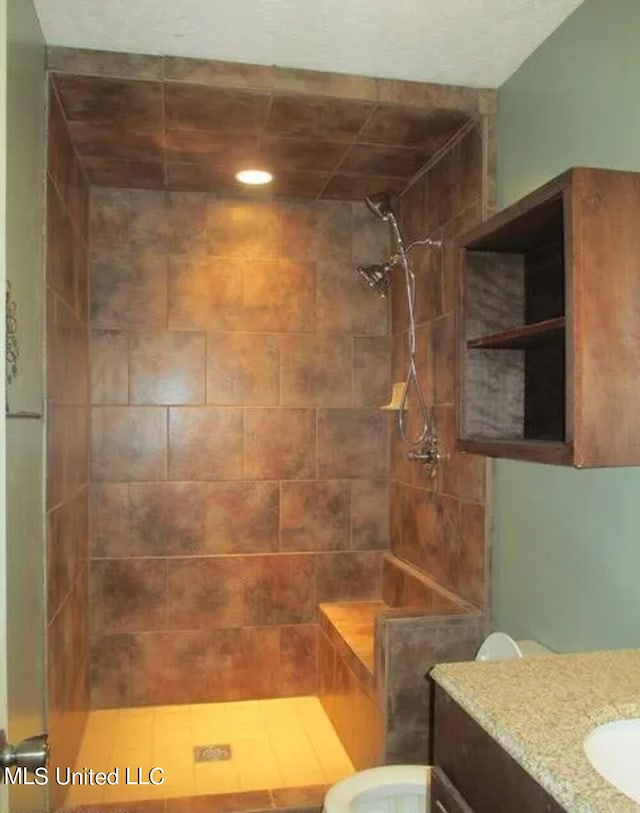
(193, 744), (233, 762)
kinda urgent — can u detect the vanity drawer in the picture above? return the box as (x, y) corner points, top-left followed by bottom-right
(430, 767), (475, 813)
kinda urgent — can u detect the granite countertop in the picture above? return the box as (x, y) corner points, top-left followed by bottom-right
(431, 650), (640, 813)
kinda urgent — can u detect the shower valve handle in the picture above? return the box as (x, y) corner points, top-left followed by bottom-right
(406, 438), (448, 476)
(407, 447), (439, 463)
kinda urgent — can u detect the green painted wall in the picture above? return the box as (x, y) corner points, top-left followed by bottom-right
(494, 0), (640, 652)
(3, 1), (47, 810)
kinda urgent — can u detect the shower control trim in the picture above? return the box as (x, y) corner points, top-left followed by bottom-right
(406, 436), (448, 478)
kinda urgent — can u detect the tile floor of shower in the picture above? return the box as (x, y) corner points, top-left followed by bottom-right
(66, 696), (353, 807)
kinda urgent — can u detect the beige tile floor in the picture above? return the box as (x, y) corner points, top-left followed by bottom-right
(65, 696), (354, 806)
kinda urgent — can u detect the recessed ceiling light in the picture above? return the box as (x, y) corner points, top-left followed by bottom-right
(235, 169), (273, 186)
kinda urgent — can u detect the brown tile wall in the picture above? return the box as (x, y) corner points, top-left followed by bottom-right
(46, 79), (91, 800)
(89, 190), (392, 707)
(390, 123), (488, 609)
(381, 613), (485, 763)
(47, 47), (495, 116)
(382, 553), (471, 611)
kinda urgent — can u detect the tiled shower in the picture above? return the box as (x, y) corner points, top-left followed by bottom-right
(45, 46), (494, 812)
(89, 188), (390, 707)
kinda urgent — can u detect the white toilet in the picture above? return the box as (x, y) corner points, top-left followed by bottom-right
(325, 765), (427, 813)
(323, 633), (549, 813)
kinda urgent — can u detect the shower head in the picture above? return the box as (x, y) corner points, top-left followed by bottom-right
(357, 262), (392, 298)
(365, 192), (394, 222)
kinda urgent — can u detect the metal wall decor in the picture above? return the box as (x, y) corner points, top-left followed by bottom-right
(6, 281), (19, 398)
(4, 280), (42, 420)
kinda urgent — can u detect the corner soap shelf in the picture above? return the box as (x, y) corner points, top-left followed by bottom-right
(379, 382), (406, 411)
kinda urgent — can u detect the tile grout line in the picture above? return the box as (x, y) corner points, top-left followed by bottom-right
(316, 101), (378, 200)
(203, 330), (208, 407)
(290, 698), (333, 786)
(161, 78), (169, 189)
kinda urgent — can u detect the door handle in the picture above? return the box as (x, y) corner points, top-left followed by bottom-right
(0, 730), (49, 777)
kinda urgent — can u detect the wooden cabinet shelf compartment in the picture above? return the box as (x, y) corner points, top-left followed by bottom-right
(456, 166), (640, 467)
(467, 317), (566, 350)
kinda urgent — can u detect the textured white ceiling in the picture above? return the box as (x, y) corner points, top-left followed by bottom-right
(33, 0), (585, 88)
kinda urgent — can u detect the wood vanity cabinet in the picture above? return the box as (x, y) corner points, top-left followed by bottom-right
(431, 685), (565, 813)
(455, 167), (640, 466)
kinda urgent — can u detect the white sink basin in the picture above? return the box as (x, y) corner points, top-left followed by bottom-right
(584, 719), (640, 803)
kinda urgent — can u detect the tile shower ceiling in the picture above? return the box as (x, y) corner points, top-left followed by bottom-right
(52, 73), (471, 200)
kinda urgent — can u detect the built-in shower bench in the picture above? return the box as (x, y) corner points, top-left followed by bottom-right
(319, 555), (474, 689)
(319, 600), (383, 690)
(318, 554), (485, 770)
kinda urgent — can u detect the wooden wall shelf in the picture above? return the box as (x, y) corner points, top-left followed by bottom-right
(457, 438), (571, 466)
(456, 167), (640, 467)
(467, 317), (565, 350)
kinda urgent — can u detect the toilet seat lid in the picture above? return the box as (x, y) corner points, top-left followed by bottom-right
(475, 632), (522, 661)
(324, 765), (427, 811)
